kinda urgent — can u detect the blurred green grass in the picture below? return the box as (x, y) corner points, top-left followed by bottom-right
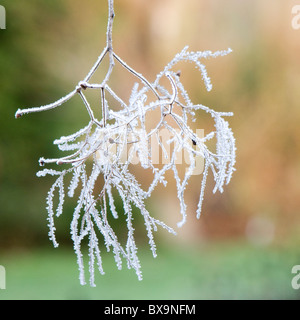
(1, 242), (300, 300)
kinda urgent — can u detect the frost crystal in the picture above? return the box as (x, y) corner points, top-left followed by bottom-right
(15, 0), (236, 286)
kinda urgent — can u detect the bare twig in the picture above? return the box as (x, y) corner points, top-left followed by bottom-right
(15, 0), (235, 286)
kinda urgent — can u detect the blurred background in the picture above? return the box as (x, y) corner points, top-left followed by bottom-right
(1, 0), (300, 299)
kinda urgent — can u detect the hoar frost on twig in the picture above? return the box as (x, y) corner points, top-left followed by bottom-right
(15, 0), (236, 286)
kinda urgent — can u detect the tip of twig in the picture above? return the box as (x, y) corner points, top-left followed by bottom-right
(15, 109), (23, 119)
(39, 158), (45, 166)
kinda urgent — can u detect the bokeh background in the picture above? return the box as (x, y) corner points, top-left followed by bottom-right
(1, 0), (300, 299)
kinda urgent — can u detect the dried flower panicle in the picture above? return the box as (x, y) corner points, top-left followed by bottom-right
(15, 0), (236, 286)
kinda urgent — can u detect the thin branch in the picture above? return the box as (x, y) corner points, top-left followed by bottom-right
(15, 0), (235, 287)
(78, 91), (102, 127)
(15, 89), (77, 118)
(113, 52), (161, 100)
(101, 87), (107, 127)
(83, 47), (108, 83)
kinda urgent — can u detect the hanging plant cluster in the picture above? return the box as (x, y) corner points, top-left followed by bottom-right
(15, 0), (236, 286)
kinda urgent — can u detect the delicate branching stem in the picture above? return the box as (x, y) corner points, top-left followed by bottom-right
(165, 72), (177, 113)
(165, 72), (177, 103)
(83, 47), (108, 83)
(16, 0), (235, 287)
(113, 53), (161, 99)
(101, 87), (107, 128)
(78, 91), (101, 127)
(106, 0), (115, 51)
(15, 89), (77, 118)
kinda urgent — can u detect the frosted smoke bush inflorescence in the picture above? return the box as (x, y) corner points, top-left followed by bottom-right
(15, 0), (236, 286)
